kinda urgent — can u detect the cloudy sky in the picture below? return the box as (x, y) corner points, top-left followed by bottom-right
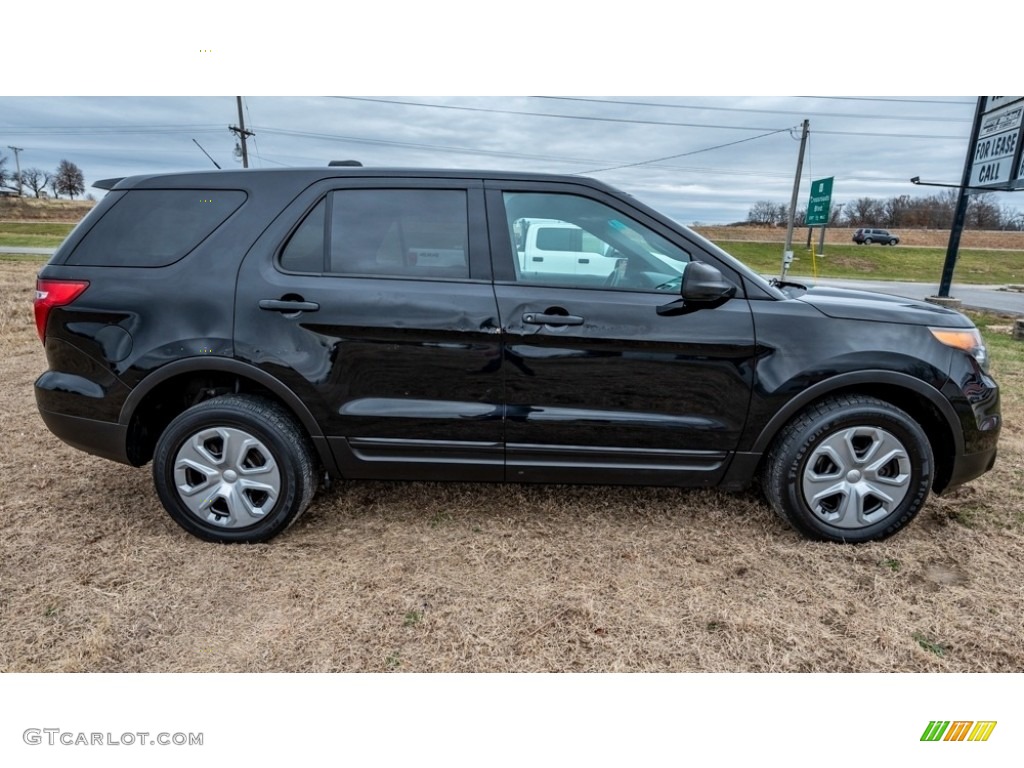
(4, 4), (1018, 226)
(1, 95), (1000, 225)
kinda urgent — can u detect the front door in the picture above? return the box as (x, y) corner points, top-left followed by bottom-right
(486, 183), (758, 486)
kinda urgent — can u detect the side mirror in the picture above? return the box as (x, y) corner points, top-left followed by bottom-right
(657, 262), (736, 316)
(681, 261), (737, 304)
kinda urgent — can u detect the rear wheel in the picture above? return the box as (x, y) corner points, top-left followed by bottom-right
(864, 237), (873, 244)
(153, 395), (318, 543)
(763, 395), (932, 542)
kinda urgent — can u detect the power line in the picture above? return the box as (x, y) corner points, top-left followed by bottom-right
(257, 126), (609, 166)
(532, 96), (973, 123)
(581, 128), (794, 174)
(329, 96), (791, 132)
(327, 97), (967, 140)
(0, 125), (223, 136)
(244, 98), (263, 167)
(797, 96), (975, 105)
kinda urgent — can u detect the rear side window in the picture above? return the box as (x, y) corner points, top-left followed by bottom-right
(67, 189), (246, 267)
(279, 189), (470, 280)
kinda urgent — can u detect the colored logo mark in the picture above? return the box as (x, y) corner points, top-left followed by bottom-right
(921, 721), (997, 742)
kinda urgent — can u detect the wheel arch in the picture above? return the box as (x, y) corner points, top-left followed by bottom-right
(118, 357), (332, 470)
(749, 371), (961, 493)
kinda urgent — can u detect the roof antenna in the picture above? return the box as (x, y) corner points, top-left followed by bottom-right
(328, 160), (362, 167)
(193, 139), (222, 169)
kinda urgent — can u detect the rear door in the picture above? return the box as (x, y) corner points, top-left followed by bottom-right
(485, 181), (758, 486)
(234, 177), (504, 481)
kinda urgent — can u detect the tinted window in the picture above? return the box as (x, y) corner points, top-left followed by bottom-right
(330, 189), (469, 279)
(279, 198), (327, 272)
(68, 189), (246, 267)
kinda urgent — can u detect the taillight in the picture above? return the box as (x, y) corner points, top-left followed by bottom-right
(34, 279), (89, 343)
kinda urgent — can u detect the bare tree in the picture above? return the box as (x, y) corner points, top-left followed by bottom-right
(19, 168), (51, 198)
(966, 193), (1001, 229)
(747, 200), (777, 226)
(882, 195), (912, 227)
(0, 153), (10, 191)
(846, 197), (884, 227)
(928, 190), (958, 229)
(1000, 205), (1024, 231)
(747, 200), (788, 226)
(54, 159), (85, 200)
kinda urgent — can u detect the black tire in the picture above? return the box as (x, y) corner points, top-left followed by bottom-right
(889, 239), (898, 246)
(763, 395), (932, 543)
(864, 237), (873, 244)
(153, 395), (318, 543)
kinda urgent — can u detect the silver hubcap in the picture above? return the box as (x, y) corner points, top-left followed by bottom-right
(801, 426), (912, 529)
(173, 427), (281, 528)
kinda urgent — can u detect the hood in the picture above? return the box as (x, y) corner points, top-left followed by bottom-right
(794, 285), (974, 328)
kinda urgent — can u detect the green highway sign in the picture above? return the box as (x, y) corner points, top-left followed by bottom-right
(806, 176), (833, 226)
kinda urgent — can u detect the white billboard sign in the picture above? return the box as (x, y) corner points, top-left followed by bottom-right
(970, 98), (1024, 189)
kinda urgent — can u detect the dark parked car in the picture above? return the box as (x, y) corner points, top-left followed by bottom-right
(853, 227), (899, 245)
(34, 168), (1000, 543)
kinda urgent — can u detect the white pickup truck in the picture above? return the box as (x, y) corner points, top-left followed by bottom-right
(514, 219), (621, 278)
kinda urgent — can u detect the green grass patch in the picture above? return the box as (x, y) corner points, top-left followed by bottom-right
(966, 311), (1024, 362)
(0, 222), (74, 249)
(912, 632), (948, 657)
(0, 236), (65, 248)
(0, 222), (76, 236)
(716, 240), (1024, 285)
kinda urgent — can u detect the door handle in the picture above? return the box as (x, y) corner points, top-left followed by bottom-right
(522, 312), (584, 326)
(259, 299), (320, 313)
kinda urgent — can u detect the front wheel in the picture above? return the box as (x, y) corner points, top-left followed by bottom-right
(153, 395), (318, 543)
(763, 395), (932, 542)
(889, 239), (898, 246)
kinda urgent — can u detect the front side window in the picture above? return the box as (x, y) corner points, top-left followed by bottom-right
(503, 192), (690, 292)
(279, 189), (470, 279)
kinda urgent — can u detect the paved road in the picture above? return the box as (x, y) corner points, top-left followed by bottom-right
(0, 246), (54, 255)
(4, 246), (1022, 315)
(803, 277), (1024, 316)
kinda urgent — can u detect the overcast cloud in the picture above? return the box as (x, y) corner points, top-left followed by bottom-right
(4, 4), (1019, 226)
(1, 95), (1002, 225)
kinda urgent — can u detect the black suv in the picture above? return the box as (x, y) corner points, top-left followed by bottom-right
(34, 168), (1000, 543)
(853, 227), (899, 245)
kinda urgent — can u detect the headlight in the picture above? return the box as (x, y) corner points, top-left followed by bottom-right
(929, 327), (989, 372)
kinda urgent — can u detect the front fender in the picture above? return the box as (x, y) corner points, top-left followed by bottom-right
(744, 369), (963, 456)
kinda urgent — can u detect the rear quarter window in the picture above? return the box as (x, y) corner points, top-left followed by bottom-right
(66, 189), (246, 267)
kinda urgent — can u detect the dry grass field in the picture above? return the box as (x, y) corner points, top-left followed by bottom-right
(2, 259), (1023, 673)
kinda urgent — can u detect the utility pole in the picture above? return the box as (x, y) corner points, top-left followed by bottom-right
(7, 146), (24, 195)
(779, 120), (810, 280)
(936, 97), (986, 299)
(229, 96), (254, 169)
